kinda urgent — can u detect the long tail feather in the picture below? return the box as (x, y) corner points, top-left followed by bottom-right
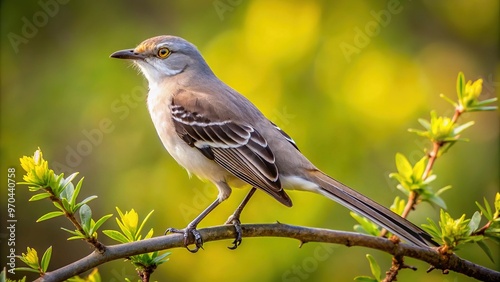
(309, 170), (438, 247)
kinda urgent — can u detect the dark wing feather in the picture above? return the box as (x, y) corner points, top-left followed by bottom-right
(270, 121), (299, 151)
(170, 102), (292, 207)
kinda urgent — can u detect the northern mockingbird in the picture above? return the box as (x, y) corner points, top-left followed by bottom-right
(111, 35), (437, 252)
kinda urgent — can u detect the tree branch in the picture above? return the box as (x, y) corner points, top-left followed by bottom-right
(37, 223), (499, 282)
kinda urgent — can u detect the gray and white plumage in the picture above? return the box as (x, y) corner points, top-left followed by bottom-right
(111, 35), (438, 248)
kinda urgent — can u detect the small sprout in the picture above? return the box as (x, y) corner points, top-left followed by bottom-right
(389, 153), (449, 209)
(18, 247), (39, 270)
(19, 148), (110, 250)
(353, 254), (381, 282)
(19, 148), (55, 188)
(422, 210), (483, 253)
(409, 111), (474, 146)
(472, 193), (500, 262)
(390, 196), (406, 216)
(15, 246), (52, 275)
(103, 208), (170, 274)
(442, 72), (497, 112)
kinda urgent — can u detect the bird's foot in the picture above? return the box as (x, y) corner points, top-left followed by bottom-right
(165, 226), (203, 253)
(225, 215), (243, 250)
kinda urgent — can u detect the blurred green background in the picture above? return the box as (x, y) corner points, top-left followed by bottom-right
(1, 0), (498, 281)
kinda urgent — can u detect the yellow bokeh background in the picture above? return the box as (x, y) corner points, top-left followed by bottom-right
(1, 0), (498, 281)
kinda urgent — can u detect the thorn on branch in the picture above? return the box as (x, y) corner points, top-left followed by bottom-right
(426, 265), (436, 273)
(345, 239), (353, 247)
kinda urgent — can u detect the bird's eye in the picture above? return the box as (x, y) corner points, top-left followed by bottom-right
(157, 47), (171, 58)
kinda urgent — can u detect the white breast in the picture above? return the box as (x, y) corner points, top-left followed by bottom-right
(146, 82), (232, 183)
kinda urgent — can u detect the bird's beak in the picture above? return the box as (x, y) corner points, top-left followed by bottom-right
(110, 49), (145, 60)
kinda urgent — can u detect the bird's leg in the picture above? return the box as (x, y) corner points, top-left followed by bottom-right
(166, 198), (222, 253)
(225, 187), (257, 250)
(167, 182), (231, 253)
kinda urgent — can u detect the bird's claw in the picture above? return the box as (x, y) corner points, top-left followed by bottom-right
(225, 215), (243, 250)
(165, 226), (204, 253)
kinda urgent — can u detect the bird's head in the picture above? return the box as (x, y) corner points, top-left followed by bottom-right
(111, 35), (212, 84)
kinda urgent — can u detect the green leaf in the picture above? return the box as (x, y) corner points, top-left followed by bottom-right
(453, 121), (475, 135)
(353, 224), (367, 234)
(475, 201), (490, 220)
(439, 93), (457, 107)
(75, 196), (98, 210)
(422, 174), (437, 184)
(50, 173), (64, 195)
(36, 211), (65, 222)
(52, 201), (64, 212)
(426, 194), (447, 209)
(476, 240), (495, 263)
(89, 214), (113, 235)
(456, 72), (465, 100)
(116, 207), (125, 218)
(395, 184), (410, 196)
(151, 252), (170, 264)
(395, 153), (412, 178)
(59, 173), (78, 200)
(79, 204), (92, 232)
(408, 128), (428, 137)
(60, 172), (78, 191)
(354, 276), (378, 282)
(468, 211), (482, 233)
(13, 267), (40, 273)
(366, 254), (381, 281)
(422, 218), (442, 242)
(417, 118), (431, 131)
(390, 197), (406, 216)
(136, 210), (155, 237)
(412, 157), (427, 180)
(40, 246), (52, 272)
(494, 193), (500, 214)
(388, 173), (404, 185)
(103, 230), (129, 243)
(144, 228), (154, 240)
(70, 177), (84, 209)
(480, 198), (493, 220)
(61, 198), (72, 213)
(435, 185), (452, 196)
(81, 195), (99, 204)
(29, 193), (51, 201)
(475, 97), (498, 105)
(469, 106), (498, 111)
(61, 227), (83, 237)
(351, 212), (380, 236)
(115, 218), (134, 242)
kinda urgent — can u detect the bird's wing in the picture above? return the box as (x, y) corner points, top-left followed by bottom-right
(170, 92), (292, 207)
(270, 121), (300, 151)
